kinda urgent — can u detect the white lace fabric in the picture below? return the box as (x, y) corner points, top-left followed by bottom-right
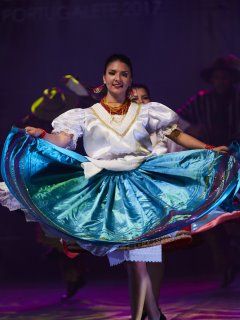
(107, 245), (162, 266)
(0, 182), (23, 211)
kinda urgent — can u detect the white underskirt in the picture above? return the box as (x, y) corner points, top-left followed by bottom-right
(107, 245), (162, 266)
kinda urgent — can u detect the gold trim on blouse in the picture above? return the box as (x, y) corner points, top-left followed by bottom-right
(91, 103), (141, 137)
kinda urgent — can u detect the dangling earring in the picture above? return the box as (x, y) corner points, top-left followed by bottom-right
(92, 83), (106, 94)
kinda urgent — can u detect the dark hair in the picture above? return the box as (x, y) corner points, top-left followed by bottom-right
(104, 54), (133, 76)
(131, 83), (150, 97)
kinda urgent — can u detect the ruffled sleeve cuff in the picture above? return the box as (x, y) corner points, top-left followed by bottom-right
(51, 108), (85, 150)
(155, 124), (181, 142)
(161, 123), (179, 136)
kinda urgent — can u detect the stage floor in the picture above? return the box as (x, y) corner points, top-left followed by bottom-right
(0, 277), (240, 319)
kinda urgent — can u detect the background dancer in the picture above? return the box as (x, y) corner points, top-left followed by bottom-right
(177, 54), (240, 287)
(17, 75), (95, 300)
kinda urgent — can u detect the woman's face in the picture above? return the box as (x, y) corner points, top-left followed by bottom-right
(131, 87), (150, 104)
(103, 60), (132, 98)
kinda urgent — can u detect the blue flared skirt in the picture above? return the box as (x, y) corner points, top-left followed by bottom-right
(1, 128), (240, 255)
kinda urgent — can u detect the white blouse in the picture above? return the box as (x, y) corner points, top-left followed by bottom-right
(51, 102), (179, 177)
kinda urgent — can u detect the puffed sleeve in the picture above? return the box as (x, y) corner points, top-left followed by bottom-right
(51, 108), (85, 150)
(142, 102), (180, 141)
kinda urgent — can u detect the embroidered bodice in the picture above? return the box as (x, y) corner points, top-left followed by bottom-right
(51, 102), (179, 160)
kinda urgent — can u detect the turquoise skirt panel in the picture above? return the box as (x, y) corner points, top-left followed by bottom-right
(1, 128), (240, 255)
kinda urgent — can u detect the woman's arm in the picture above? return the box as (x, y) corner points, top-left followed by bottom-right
(25, 126), (72, 148)
(167, 130), (228, 153)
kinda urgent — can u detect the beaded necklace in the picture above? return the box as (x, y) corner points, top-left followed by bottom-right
(100, 97), (131, 115)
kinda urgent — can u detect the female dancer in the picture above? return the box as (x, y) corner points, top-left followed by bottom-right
(1, 54), (239, 320)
